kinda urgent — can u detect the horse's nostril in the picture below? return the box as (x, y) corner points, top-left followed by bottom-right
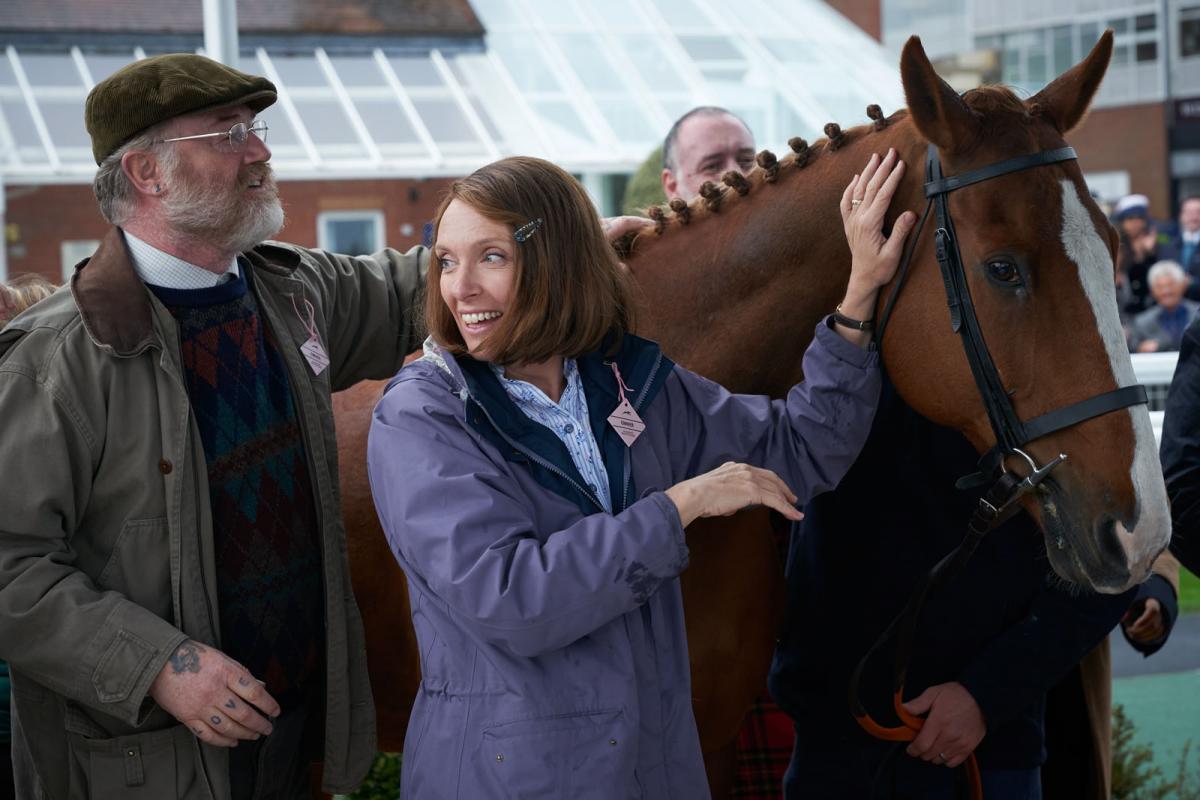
(1095, 515), (1125, 565)
(1088, 515), (1134, 591)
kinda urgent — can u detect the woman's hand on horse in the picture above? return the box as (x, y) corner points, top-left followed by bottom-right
(901, 681), (987, 769)
(149, 639), (281, 748)
(665, 462), (803, 528)
(839, 148), (918, 311)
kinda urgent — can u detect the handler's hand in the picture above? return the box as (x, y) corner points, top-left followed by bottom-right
(834, 149), (917, 347)
(902, 682), (986, 769)
(1123, 597), (1166, 644)
(665, 461), (803, 528)
(149, 640), (280, 748)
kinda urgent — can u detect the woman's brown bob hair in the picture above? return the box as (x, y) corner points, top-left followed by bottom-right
(427, 156), (636, 366)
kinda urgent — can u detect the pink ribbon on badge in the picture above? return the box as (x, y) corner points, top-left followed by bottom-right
(291, 293), (330, 376)
(607, 363), (646, 447)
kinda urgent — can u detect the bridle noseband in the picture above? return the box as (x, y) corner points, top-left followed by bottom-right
(876, 143), (1148, 491)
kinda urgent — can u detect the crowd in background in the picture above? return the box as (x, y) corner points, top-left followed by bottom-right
(1114, 193), (1200, 353)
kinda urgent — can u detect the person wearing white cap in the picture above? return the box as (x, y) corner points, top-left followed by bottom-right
(1115, 193), (1162, 315)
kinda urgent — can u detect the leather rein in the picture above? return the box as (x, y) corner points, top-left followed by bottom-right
(848, 143), (1149, 799)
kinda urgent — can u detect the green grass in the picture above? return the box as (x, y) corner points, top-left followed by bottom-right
(1181, 567), (1200, 615)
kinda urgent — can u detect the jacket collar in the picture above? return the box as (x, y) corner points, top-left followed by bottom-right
(452, 334), (671, 425)
(445, 333), (673, 515)
(70, 227), (302, 356)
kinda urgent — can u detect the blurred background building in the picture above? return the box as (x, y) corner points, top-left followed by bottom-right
(0, 0), (902, 283)
(883, 0), (1192, 220)
(0, 0), (1189, 284)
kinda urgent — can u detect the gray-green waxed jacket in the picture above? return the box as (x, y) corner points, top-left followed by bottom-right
(0, 226), (426, 799)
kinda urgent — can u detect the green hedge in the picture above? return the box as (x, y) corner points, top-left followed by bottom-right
(1179, 568), (1199, 615)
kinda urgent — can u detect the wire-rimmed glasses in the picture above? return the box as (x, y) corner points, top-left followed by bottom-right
(160, 121), (269, 153)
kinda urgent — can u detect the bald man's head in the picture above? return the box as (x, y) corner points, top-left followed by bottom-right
(661, 107), (755, 202)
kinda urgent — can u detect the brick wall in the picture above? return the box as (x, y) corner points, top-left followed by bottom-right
(5, 184), (108, 283)
(4, 176), (457, 285)
(823, 0), (881, 42)
(1069, 102), (1171, 217)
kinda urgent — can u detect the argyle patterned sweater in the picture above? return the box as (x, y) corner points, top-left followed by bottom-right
(150, 274), (324, 710)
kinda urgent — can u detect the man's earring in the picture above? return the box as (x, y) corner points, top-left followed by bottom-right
(154, 184), (161, 193)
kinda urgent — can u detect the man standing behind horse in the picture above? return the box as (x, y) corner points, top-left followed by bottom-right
(0, 54), (428, 799)
(661, 106), (756, 202)
(658, 106), (807, 798)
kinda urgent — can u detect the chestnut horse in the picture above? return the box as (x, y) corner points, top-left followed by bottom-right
(329, 33), (1169, 797)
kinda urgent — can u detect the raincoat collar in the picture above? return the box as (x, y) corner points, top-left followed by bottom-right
(422, 333), (674, 516)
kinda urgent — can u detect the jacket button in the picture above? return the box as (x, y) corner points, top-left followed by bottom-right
(609, 738), (618, 746)
(496, 754), (504, 762)
(158, 459), (173, 475)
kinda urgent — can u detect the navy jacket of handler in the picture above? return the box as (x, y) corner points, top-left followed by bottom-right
(769, 377), (1148, 796)
(1162, 315), (1200, 574)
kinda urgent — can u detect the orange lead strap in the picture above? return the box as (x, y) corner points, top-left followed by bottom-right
(847, 472), (1026, 800)
(852, 690), (983, 800)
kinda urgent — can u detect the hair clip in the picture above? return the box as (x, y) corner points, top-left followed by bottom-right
(513, 218), (543, 243)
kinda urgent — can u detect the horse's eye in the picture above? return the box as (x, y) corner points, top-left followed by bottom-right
(987, 260), (1019, 284)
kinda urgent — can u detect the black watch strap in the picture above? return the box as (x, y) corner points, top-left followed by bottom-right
(834, 304), (874, 331)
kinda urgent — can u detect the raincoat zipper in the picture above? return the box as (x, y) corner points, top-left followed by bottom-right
(620, 350), (664, 512)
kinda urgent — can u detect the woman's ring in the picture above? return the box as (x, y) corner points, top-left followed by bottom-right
(851, 198), (863, 207)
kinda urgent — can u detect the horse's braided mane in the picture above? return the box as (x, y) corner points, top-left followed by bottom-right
(615, 104), (910, 258)
(612, 85), (1036, 259)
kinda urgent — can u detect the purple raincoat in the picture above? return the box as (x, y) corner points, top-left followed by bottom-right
(367, 319), (880, 798)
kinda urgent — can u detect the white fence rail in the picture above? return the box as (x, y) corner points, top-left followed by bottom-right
(1131, 352), (1179, 445)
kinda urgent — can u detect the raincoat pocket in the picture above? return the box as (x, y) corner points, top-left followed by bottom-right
(65, 723), (203, 800)
(480, 708), (637, 799)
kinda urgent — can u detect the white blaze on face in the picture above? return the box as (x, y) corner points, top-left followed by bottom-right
(1058, 179), (1170, 584)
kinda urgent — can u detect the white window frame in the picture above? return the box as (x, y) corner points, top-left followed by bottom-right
(60, 238), (99, 281)
(317, 210), (385, 254)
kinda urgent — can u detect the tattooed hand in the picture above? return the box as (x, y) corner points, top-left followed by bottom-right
(148, 640), (281, 747)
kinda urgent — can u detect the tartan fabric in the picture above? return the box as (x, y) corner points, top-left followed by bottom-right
(733, 694), (794, 798)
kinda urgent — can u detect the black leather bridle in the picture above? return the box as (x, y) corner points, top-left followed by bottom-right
(876, 143), (1148, 491)
(850, 143), (1150, 799)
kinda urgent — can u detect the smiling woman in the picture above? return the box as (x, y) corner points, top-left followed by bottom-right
(426, 157), (635, 377)
(366, 154), (913, 799)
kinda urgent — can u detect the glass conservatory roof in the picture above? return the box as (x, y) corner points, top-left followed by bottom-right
(0, 0), (904, 183)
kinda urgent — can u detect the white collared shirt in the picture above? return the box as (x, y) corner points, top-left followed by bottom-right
(123, 230), (240, 290)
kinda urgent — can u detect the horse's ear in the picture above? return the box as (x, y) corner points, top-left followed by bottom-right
(900, 36), (981, 154)
(1029, 30), (1113, 134)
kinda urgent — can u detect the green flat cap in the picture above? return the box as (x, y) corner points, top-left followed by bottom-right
(85, 53), (276, 165)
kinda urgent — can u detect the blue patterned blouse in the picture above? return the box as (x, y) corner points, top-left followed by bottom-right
(492, 358), (613, 513)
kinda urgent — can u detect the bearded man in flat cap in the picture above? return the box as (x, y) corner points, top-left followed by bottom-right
(0, 54), (426, 799)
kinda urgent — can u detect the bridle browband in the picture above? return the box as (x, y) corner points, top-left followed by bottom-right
(875, 143), (1148, 489)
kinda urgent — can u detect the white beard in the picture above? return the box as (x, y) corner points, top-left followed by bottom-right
(162, 161), (285, 254)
